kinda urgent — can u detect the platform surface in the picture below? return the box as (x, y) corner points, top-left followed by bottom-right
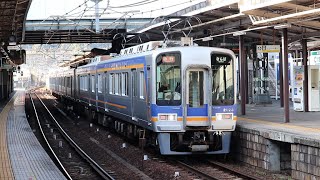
(238, 100), (320, 143)
(2, 90), (66, 180)
(0, 93), (16, 179)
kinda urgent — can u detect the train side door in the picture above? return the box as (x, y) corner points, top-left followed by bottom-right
(95, 73), (100, 110)
(104, 72), (108, 112)
(185, 68), (212, 127)
(131, 68), (148, 121)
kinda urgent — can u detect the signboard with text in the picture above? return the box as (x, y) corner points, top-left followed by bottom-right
(256, 45), (280, 53)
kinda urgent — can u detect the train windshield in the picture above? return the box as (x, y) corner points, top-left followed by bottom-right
(156, 53), (181, 106)
(211, 53), (234, 105)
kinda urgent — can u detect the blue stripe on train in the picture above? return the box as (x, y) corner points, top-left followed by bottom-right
(187, 104), (208, 116)
(151, 104), (183, 116)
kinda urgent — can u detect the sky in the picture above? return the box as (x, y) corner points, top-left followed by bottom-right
(27, 0), (206, 20)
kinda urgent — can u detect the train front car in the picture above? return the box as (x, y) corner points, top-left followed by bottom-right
(151, 46), (237, 155)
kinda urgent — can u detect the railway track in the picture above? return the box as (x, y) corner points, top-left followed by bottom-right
(175, 159), (261, 180)
(30, 90), (274, 180)
(29, 92), (115, 180)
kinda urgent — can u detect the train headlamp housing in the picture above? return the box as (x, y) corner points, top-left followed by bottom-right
(158, 113), (177, 121)
(215, 113), (233, 121)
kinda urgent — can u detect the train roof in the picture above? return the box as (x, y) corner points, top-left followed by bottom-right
(78, 39), (236, 69)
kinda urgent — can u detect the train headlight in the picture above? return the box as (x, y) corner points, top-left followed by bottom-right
(215, 113), (233, 121)
(158, 113), (177, 121)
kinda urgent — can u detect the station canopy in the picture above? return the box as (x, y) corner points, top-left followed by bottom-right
(0, 0), (32, 44)
(130, 0), (320, 50)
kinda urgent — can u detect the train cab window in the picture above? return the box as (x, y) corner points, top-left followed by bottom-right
(211, 53), (234, 105)
(156, 52), (181, 106)
(91, 75), (95, 92)
(139, 71), (145, 99)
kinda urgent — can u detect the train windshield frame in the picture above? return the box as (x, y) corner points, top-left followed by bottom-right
(211, 53), (235, 105)
(156, 52), (181, 106)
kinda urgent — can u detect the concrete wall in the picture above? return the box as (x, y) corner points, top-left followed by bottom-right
(232, 127), (320, 179)
(291, 144), (320, 179)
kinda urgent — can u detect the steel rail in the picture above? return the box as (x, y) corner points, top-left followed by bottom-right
(176, 159), (261, 180)
(32, 92), (115, 180)
(29, 93), (72, 180)
(176, 160), (219, 180)
(207, 160), (261, 180)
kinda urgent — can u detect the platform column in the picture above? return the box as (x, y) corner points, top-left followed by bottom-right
(301, 38), (308, 112)
(245, 47), (249, 104)
(279, 48), (284, 107)
(239, 35), (246, 115)
(2, 70), (9, 99)
(281, 28), (289, 123)
(0, 71), (2, 100)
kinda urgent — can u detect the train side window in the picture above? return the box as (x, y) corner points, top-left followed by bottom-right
(83, 76), (85, 91)
(81, 76), (84, 91)
(91, 75), (95, 92)
(85, 75), (89, 91)
(67, 77), (71, 88)
(79, 76), (81, 91)
(122, 72), (128, 96)
(109, 73), (114, 94)
(118, 73), (122, 95)
(98, 74), (102, 93)
(104, 72), (108, 94)
(139, 71), (145, 99)
(78, 75), (80, 91)
(115, 73), (119, 95)
(132, 70), (137, 97)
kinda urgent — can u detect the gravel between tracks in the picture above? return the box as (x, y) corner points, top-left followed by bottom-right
(28, 92), (292, 180)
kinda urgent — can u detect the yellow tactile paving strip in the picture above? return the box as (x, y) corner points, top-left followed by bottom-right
(0, 94), (17, 180)
(239, 117), (320, 133)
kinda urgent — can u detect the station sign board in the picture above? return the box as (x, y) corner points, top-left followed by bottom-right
(7, 45), (19, 51)
(256, 45), (280, 53)
(310, 50), (320, 65)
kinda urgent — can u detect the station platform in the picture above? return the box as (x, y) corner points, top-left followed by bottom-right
(0, 91), (66, 180)
(238, 100), (320, 140)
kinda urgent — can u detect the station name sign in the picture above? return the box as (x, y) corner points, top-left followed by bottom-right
(256, 45), (280, 53)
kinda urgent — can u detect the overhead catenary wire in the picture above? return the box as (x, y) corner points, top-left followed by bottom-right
(34, 0), (205, 63)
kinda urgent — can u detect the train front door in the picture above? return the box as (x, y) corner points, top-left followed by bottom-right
(185, 68), (212, 127)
